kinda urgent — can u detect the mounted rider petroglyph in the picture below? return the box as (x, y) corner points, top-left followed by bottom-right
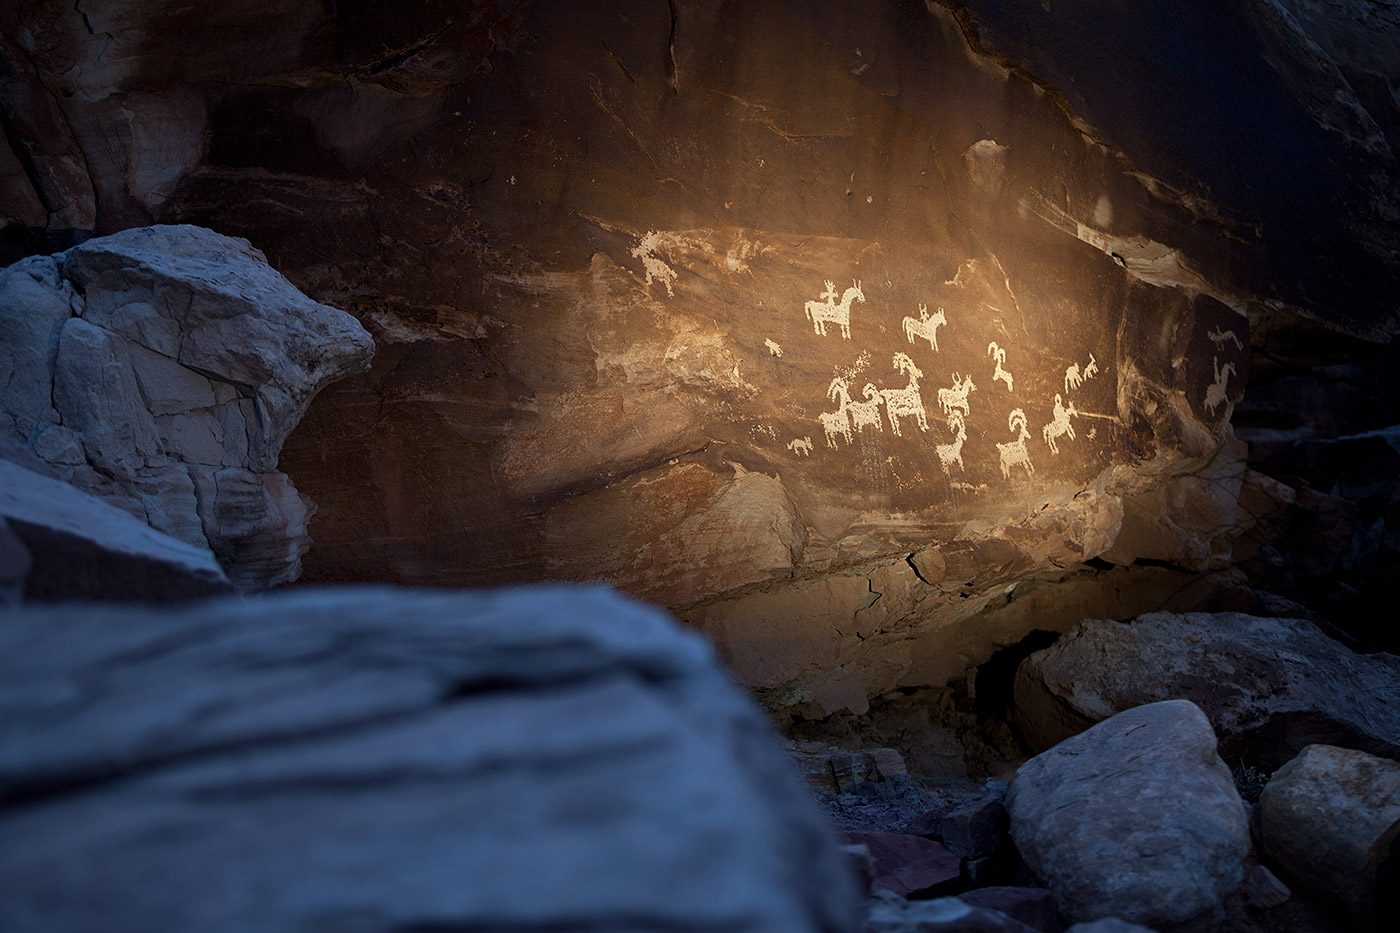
(804, 279), (865, 339)
(1042, 393), (1079, 454)
(1205, 356), (1236, 413)
(987, 342), (1014, 391)
(1064, 353), (1099, 393)
(936, 410), (968, 474)
(1207, 327), (1244, 352)
(937, 374), (976, 419)
(787, 436), (813, 456)
(902, 303), (946, 352)
(881, 352), (930, 436)
(998, 409), (1034, 479)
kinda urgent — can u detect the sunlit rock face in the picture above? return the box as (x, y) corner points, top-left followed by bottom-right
(3, 2), (1396, 711)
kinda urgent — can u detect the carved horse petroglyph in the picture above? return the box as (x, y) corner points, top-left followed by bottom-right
(1042, 393), (1079, 454)
(787, 436), (813, 456)
(937, 374), (977, 419)
(881, 353), (930, 436)
(936, 410), (968, 474)
(998, 409), (1034, 479)
(902, 303), (947, 352)
(988, 342), (1014, 391)
(1064, 353), (1099, 393)
(820, 377), (855, 447)
(1205, 356), (1236, 413)
(804, 280), (865, 339)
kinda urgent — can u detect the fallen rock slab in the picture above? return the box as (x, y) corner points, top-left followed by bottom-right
(863, 892), (1038, 932)
(958, 887), (1061, 933)
(842, 831), (961, 898)
(1254, 744), (1400, 931)
(1007, 699), (1249, 929)
(1013, 611), (1400, 766)
(0, 458), (230, 602)
(0, 585), (858, 932)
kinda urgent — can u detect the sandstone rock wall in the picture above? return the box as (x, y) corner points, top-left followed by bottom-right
(3, 2), (1397, 706)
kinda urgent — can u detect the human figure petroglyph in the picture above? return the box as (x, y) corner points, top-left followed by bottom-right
(787, 436), (813, 456)
(850, 384), (886, 434)
(1207, 327), (1244, 352)
(998, 409), (1034, 478)
(820, 377), (855, 447)
(1064, 353), (1099, 393)
(881, 352), (930, 436)
(1042, 393), (1079, 454)
(936, 410), (968, 474)
(987, 342), (1014, 391)
(937, 374), (976, 419)
(804, 280), (865, 339)
(1205, 356), (1236, 414)
(902, 303), (947, 352)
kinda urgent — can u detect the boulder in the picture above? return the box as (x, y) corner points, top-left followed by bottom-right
(1063, 921), (1156, 933)
(1254, 744), (1400, 931)
(0, 225), (374, 589)
(0, 458), (230, 602)
(841, 831), (961, 898)
(1006, 700), (1249, 929)
(863, 892), (1039, 933)
(0, 585), (858, 932)
(1012, 611), (1400, 767)
(940, 785), (1009, 859)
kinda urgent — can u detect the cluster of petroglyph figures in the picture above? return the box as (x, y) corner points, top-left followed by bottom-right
(793, 276), (1119, 483)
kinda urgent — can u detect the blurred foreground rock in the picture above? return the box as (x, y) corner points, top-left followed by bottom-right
(0, 225), (374, 589)
(1007, 700), (1249, 930)
(0, 586), (858, 932)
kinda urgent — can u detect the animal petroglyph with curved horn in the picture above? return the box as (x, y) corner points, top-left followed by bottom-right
(998, 408), (1034, 479)
(881, 353), (929, 436)
(819, 377), (855, 447)
(936, 410), (968, 474)
(988, 342), (1014, 391)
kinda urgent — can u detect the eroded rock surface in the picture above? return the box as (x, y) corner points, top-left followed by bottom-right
(3, 2), (1398, 705)
(1007, 700), (1250, 930)
(1011, 611), (1400, 766)
(0, 225), (373, 589)
(0, 585), (858, 932)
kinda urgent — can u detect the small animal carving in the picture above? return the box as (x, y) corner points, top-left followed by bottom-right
(787, 436), (813, 456)
(998, 408), (1034, 479)
(1042, 393), (1079, 454)
(820, 377), (854, 447)
(1065, 353), (1099, 393)
(1205, 356), (1236, 414)
(936, 410), (968, 474)
(937, 374), (977, 418)
(902, 303), (947, 352)
(988, 342), (1014, 391)
(881, 353), (930, 436)
(1207, 327), (1244, 352)
(849, 383), (885, 434)
(804, 280), (865, 339)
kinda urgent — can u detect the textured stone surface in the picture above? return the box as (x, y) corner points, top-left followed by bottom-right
(958, 888), (1061, 933)
(0, 585), (858, 932)
(4, 1), (1399, 704)
(1254, 744), (1400, 931)
(1007, 700), (1250, 929)
(1012, 611), (1400, 766)
(0, 457), (230, 602)
(863, 892), (1039, 933)
(841, 831), (961, 898)
(0, 225), (373, 588)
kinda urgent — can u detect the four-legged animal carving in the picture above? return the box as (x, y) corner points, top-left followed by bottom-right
(819, 377), (854, 447)
(902, 304), (947, 352)
(998, 409), (1034, 478)
(936, 410), (968, 474)
(937, 374), (976, 418)
(849, 383), (885, 434)
(1042, 393), (1079, 453)
(1205, 356), (1236, 413)
(988, 342), (1014, 391)
(787, 436), (813, 456)
(804, 280), (865, 339)
(881, 353), (930, 436)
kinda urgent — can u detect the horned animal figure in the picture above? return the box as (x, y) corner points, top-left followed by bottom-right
(804, 280), (865, 339)
(1084, 353), (1099, 380)
(902, 303), (947, 352)
(988, 342), (1014, 391)
(936, 410), (968, 474)
(1065, 353), (1100, 393)
(819, 377), (854, 447)
(998, 408), (1034, 478)
(1042, 393), (1079, 454)
(937, 374), (976, 418)
(787, 436), (813, 456)
(848, 383), (885, 434)
(881, 353), (929, 436)
(1204, 356), (1236, 413)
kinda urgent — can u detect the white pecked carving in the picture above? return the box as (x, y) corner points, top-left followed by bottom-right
(988, 342), (1014, 391)
(1042, 393), (1079, 454)
(998, 408), (1035, 478)
(936, 409), (968, 474)
(849, 383), (886, 434)
(1064, 353), (1099, 393)
(937, 373), (977, 419)
(631, 231), (678, 297)
(804, 280), (865, 339)
(1207, 327), (1244, 352)
(787, 436), (813, 456)
(881, 353), (930, 436)
(765, 339), (784, 358)
(902, 303), (947, 352)
(820, 377), (855, 447)
(1205, 356), (1236, 414)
